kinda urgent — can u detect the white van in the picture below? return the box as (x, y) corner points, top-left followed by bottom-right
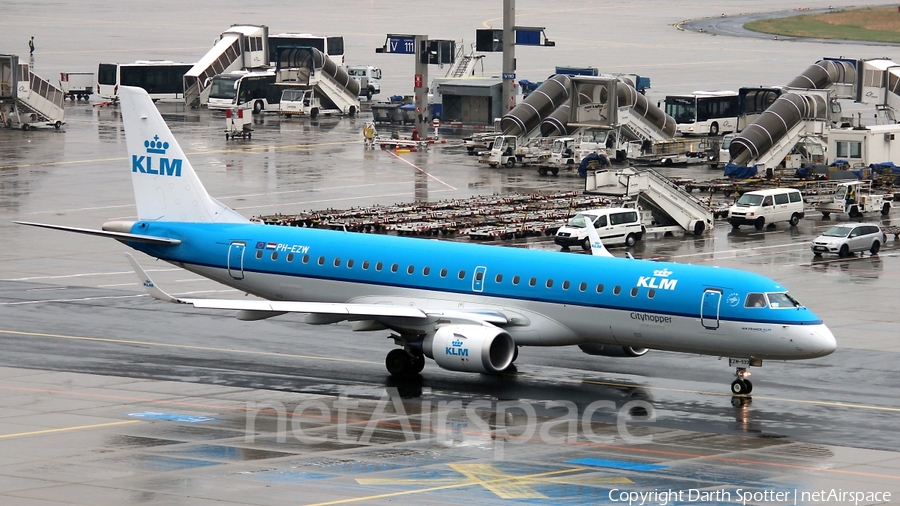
(727, 188), (804, 230)
(554, 208), (644, 250)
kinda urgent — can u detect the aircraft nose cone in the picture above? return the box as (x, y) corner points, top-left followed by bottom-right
(812, 324), (837, 357)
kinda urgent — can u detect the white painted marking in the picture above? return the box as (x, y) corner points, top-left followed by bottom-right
(2, 268), (180, 282)
(386, 150), (457, 190)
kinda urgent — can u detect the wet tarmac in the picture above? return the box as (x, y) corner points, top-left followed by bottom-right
(3, 0), (900, 504)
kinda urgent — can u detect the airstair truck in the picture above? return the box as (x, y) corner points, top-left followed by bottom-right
(275, 47), (360, 117)
(0, 55), (65, 130)
(183, 25), (269, 107)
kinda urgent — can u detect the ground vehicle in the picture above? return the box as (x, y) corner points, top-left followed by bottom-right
(268, 33), (345, 65)
(811, 223), (886, 257)
(207, 70), (279, 112)
(97, 61), (193, 101)
(665, 91), (739, 136)
(554, 208), (645, 249)
(347, 66), (381, 100)
(718, 133), (737, 166)
(479, 135), (550, 168)
(816, 181), (891, 218)
(278, 88), (345, 118)
(728, 188), (805, 230)
(59, 72), (94, 100)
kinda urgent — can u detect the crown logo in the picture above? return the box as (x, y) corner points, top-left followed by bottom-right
(145, 135), (169, 155)
(653, 268), (672, 278)
(451, 339), (463, 347)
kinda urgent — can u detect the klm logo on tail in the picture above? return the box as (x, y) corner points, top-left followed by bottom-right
(133, 136), (182, 177)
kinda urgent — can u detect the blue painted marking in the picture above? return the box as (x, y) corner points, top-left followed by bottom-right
(566, 458), (668, 471)
(128, 412), (218, 423)
(250, 470), (332, 483)
(135, 455), (219, 471)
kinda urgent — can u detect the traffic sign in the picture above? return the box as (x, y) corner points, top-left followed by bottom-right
(502, 72), (516, 80)
(387, 36), (416, 54)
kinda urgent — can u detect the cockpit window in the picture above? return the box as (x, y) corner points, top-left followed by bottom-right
(766, 292), (802, 308)
(745, 293), (767, 308)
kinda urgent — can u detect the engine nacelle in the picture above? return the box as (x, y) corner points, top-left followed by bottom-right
(578, 343), (649, 358)
(423, 325), (515, 374)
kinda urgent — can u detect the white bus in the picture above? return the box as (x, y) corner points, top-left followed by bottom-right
(664, 90), (739, 136)
(268, 33), (345, 66)
(97, 61), (194, 101)
(207, 70), (283, 112)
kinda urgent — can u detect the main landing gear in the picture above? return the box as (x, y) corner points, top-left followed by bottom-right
(730, 367), (753, 395)
(385, 348), (425, 377)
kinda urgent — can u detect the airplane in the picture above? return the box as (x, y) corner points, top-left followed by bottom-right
(16, 86), (836, 396)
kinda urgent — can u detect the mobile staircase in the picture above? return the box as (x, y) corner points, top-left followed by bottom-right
(0, 55), (65, 130)
(275, 47), (360, 116)
(183, 25), (269, 107)
(584, 166), (714, 235)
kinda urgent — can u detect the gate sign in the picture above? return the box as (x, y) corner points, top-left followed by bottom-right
(502, 72), (516, 80)
(388, 36), (416, 54)
(414, 74), (423, 88)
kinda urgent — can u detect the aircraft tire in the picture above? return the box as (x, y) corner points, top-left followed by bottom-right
(386, 349), (412, 376)
(731, 379), (747, 395)
(409, 353), (425, 374)
(743, 380), (752, 394)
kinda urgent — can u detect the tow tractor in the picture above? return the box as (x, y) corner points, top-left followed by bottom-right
(478, 135), (550, 168)
(815, 181), (891, 218)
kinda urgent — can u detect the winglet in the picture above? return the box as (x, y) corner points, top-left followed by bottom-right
(584, 215), (614, 258)
(125, 253), (182, 303)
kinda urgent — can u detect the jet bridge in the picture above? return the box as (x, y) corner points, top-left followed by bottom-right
(183, 25), (269, 107)
(584, 166), (714, 235)
(728, 90), (831, 172)
(0, 55), (65, 130)
(727, 58), (874, 175)
(567, 76), (676, 148)
(275, 47), (360, 116)
(500, 73), (570, 141)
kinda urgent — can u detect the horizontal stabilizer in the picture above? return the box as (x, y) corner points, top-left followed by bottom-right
(15, 221), (181, 246)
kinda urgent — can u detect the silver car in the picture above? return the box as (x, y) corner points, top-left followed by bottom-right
(811, 223), (886, 257)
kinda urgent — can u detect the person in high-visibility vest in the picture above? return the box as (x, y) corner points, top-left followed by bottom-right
(362, 123), (376, 148)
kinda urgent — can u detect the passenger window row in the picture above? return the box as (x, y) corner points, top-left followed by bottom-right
(253, 250), (656, 298)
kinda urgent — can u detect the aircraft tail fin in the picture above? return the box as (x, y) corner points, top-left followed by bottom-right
(585, 217), (614, 258)
(118, 86), (248, 224)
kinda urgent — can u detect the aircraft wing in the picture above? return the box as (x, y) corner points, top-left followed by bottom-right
(127, 254), (516, 327)
(126, 253), (427, 320)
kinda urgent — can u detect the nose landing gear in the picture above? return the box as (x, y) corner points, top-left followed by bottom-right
(730, 367), (753, 395)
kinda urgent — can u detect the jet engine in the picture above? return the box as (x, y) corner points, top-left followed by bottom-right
(423, 325), (515, 374)
(578, 343), (649, 358)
